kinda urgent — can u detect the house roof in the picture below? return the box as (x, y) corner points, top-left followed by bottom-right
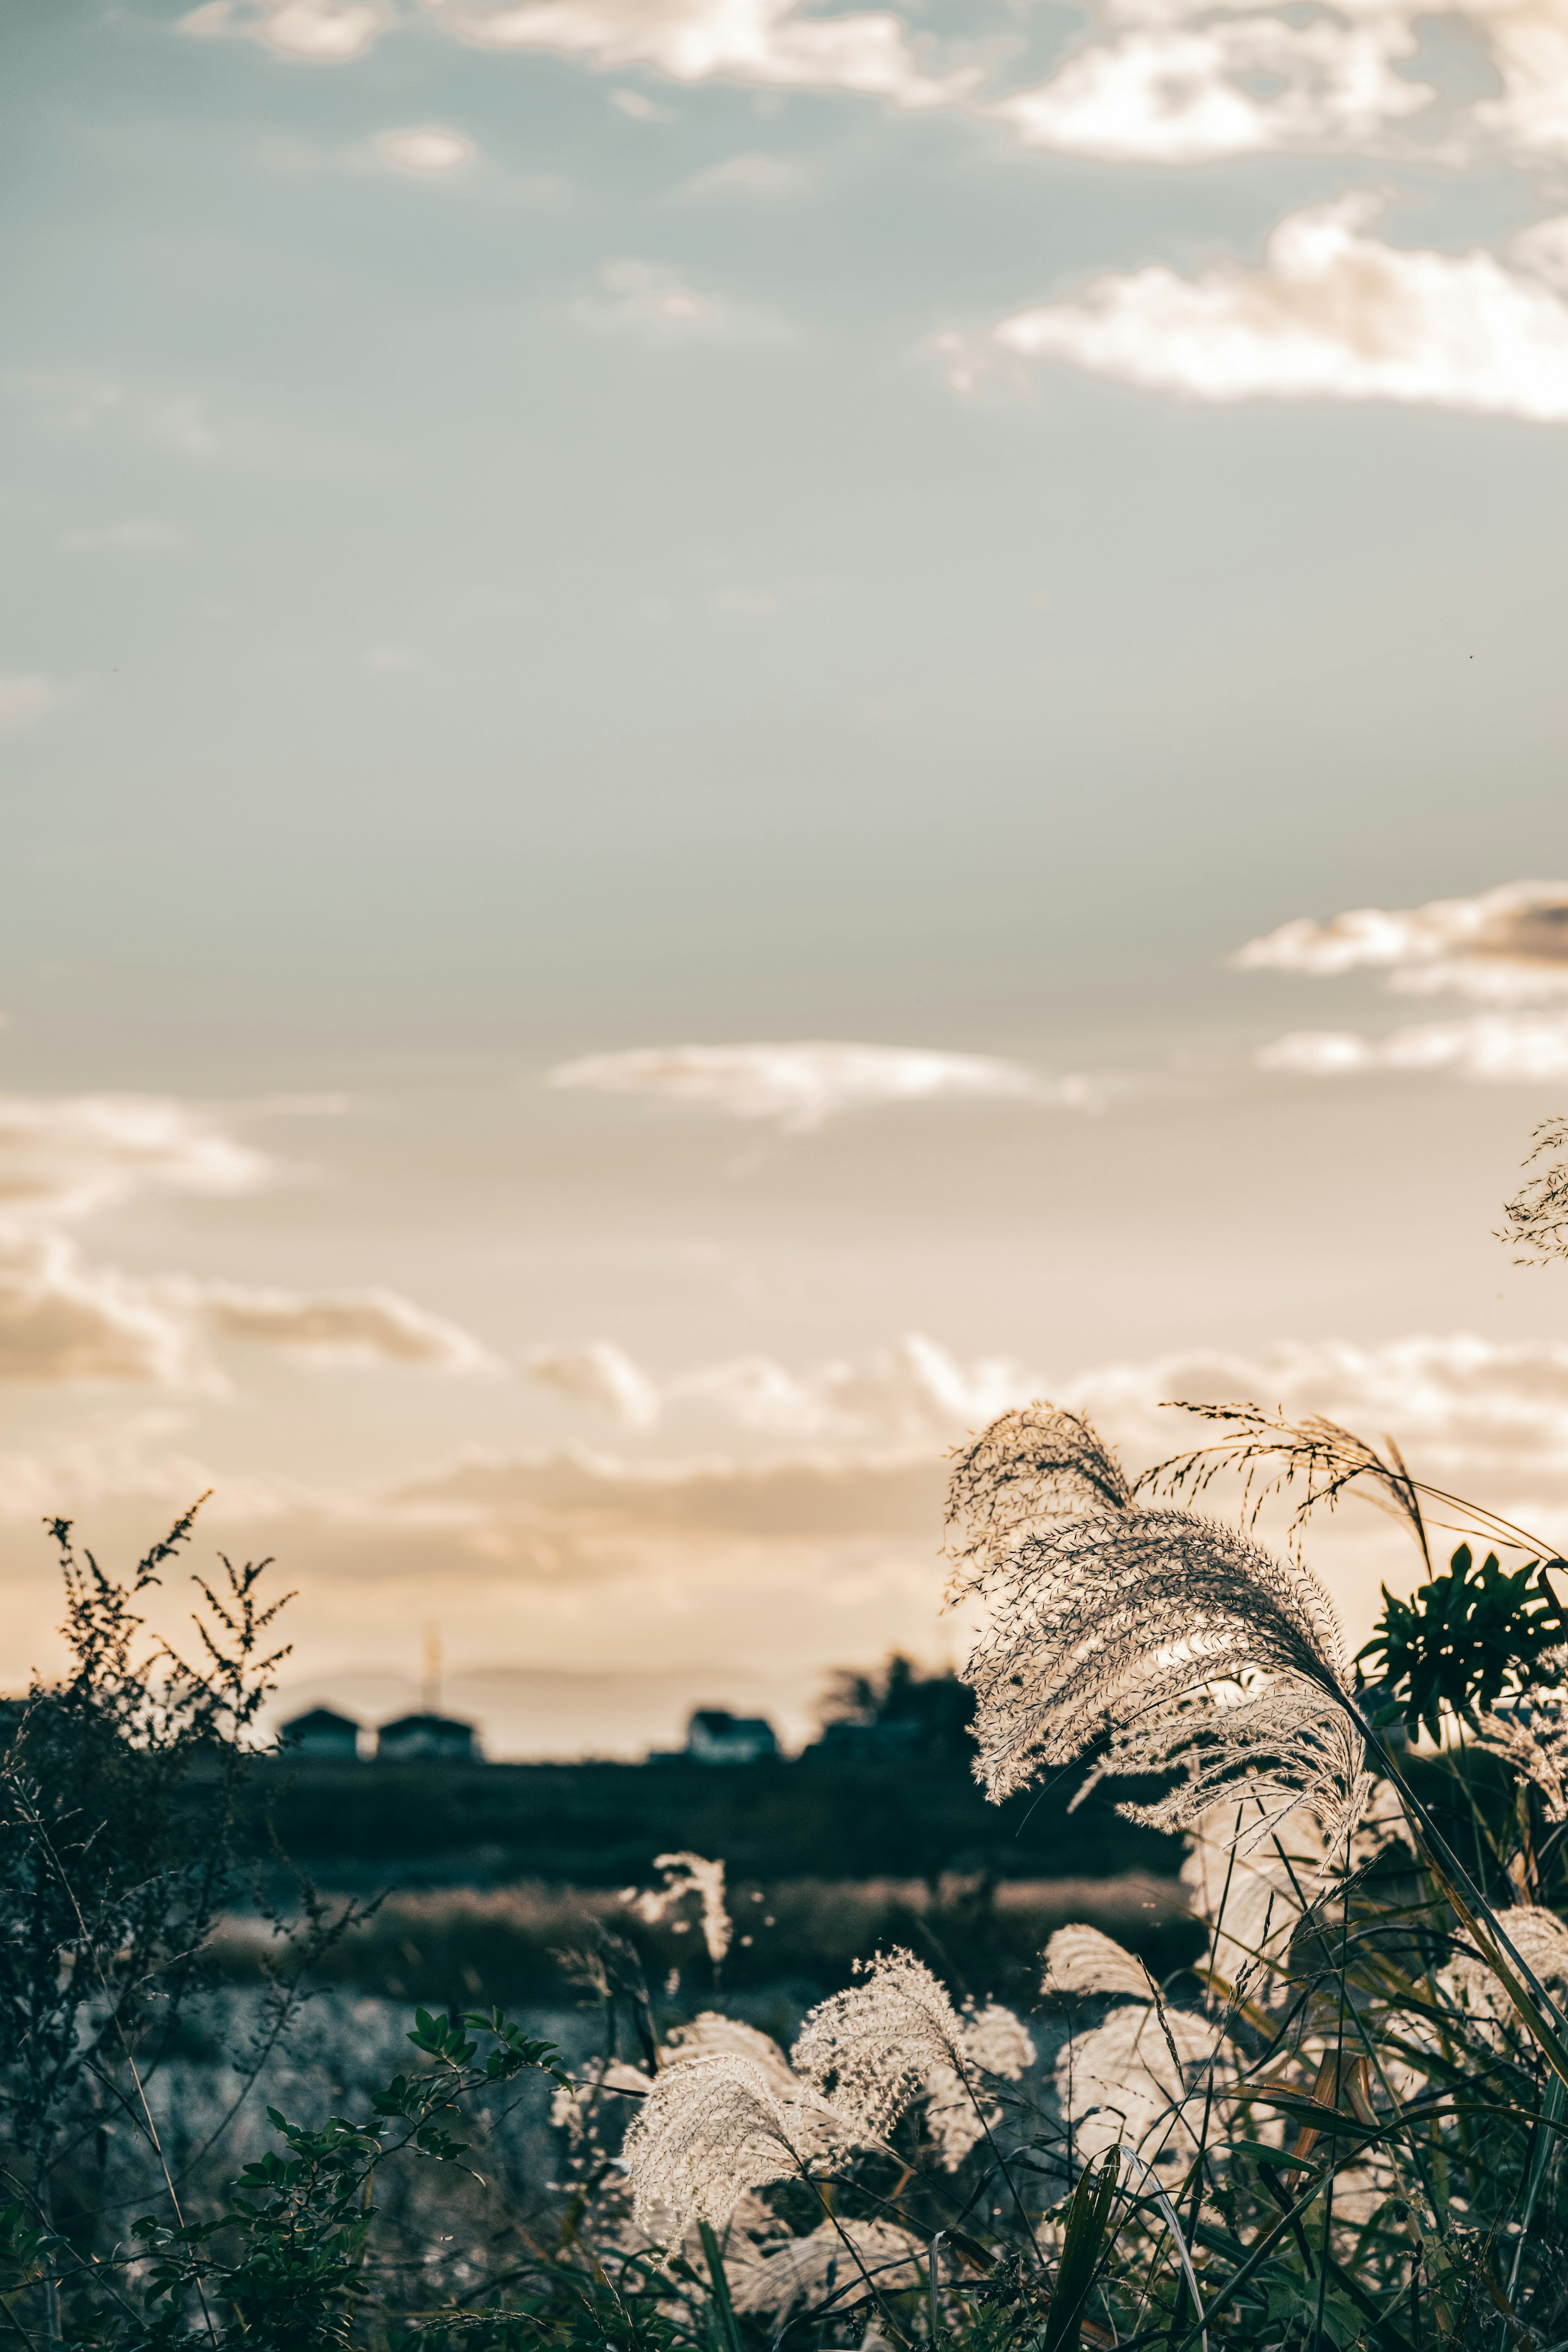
(282, 1706), (360, 1733)
(377, 1712), (473, 1736)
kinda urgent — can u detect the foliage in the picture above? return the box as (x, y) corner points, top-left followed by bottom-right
(1358, 1541), (1568, 1742)
(12, 1129), (1568, 2348)
(820, 1654), (978, 1763)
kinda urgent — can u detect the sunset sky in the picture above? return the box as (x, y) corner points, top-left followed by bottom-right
(4, 0), (1568, 1754)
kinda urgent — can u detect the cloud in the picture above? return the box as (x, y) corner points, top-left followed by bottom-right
(0, 1094), (269, 1225)
(547, 1042), (1093, 1130)
(430, 0), (967, 107)
(0, 1233), (198, 1387)
(376, 127), (477, 174)
(608, 85), (675, 119)
(573, 259), (788, 343)
(60, 520), (189, 554)
(934, 196), (1568, 422)
(1258, 1012), (1568, 1082)
(15, 1327), (1568, 1749)
(200, 1282), (504, 1374)
(0, 677), (56, 732)
(992, 13), (1428, 165)
(178, 0), (391, 59)
(680, 151), (802, 199)
(527, 1340), (659, 1427)
(530, 1331), (1045, 1439)
(1234, 880), (1568, 1004)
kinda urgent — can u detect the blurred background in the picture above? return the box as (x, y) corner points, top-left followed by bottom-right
(3, 0), (1567, 1781)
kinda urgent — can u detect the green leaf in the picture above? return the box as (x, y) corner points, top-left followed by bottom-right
(1043, 2147), (1121, 2352)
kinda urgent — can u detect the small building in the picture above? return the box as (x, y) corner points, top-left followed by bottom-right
(376, 1711), (477, 1762)
(278, 1706), (361, 1760)
(685, 1708), (778, 1765)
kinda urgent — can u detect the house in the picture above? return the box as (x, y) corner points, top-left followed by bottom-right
(278, 1706), (361, 1760)
(376, 1711), (478, 1762)
(685, 1708), (778, 1765)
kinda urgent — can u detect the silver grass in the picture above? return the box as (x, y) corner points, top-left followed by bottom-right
(1057, 2002), (1214, 2164)
(619, 2050), (807, 2245)
(1448, 1905), (1568, 2014)
(791, 1949), (964, 2141)
(947, 1406), (1364, 1851)
(922, 2003), (1036, 2171)
(622, 1851), (733, 1968)
(1040, 1922), (1155, 2003)
(1107, 1684), (1372, 1864)
(945, 1404), (1133, 1581)
(1501, 1116), (1568, 1264)
(1475, 1678), (1568, 1823)
(728, 2220), (924, 2317)
(663, 2011), (798, 2094)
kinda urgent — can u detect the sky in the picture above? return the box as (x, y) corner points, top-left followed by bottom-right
(3, 0), (1568, 1757)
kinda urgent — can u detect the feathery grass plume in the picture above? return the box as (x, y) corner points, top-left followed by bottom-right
(1106, 1681), (1373, 1862)
(946, 1405), (1365, 1855)
(1475, 1673), (1568, 1822)
(1501, 1114), (1568, 1263)
(923, 2002), (1036, 2169)
(619, 2051), (803, 2245)
(1057, 2001), (1214, 2164)
(791, 1948), (965, 2141)
(622, 1851), (732, 1969)
(664, 2010), (846, 2161)
(1138, 1403), (1434, 1566)
(1040, 1922), (1155, 2003)
(945, 1403), (1133, 1579)
(663, 2011), (797, 2092)
(728, 2219), (924, 2316)
(1448, 1905), (1568, 2013)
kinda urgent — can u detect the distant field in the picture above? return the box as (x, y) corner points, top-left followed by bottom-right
(213, 1868), (1200, 2011)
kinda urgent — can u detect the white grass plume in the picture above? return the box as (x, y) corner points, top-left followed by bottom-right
(923, 2003), (1036, 2170)
(1448, 1905), (1568, 2014)
(728, 2219), (924, 2316)
(1058, 2002), (1214, 2165)
(1041, 1923), (1155, 2003)
(620, 2051), (806, 2244)
(791, 1949), (964, 2141)
(1475, 1675), (1568, 1823)
(946, 1404), (1367, 1862)
(622, 1852), (733, 1968)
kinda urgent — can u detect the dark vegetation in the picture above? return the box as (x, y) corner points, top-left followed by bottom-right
(244, 1747), (1176, 1890)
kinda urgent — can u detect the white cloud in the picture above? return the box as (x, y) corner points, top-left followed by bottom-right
(179, 0), (391, 58)
(1258, 1011), (1568, 1081)
(573, 258), (788, 343)
(548, 1041), (1093, 1130)
(0, 1233), (198, 1387)
(529, 1331), (1051, 1439)
(430, 0), (968, 107)
(200, 1282), (504, 1374)
(0, 1094), (269, 1225)
(680, 151), (802, 199)
(60, 519), (189, 555)
(376, 127), (477, 174)
(14, 1328), (1568, 1748)
(527, 1340), (659, 1426)
(0, 677), (56, 732)
(1235, 880), (1568, 1003)
(993, 13), (1428, 165)
(935, 195), (1568, 422)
